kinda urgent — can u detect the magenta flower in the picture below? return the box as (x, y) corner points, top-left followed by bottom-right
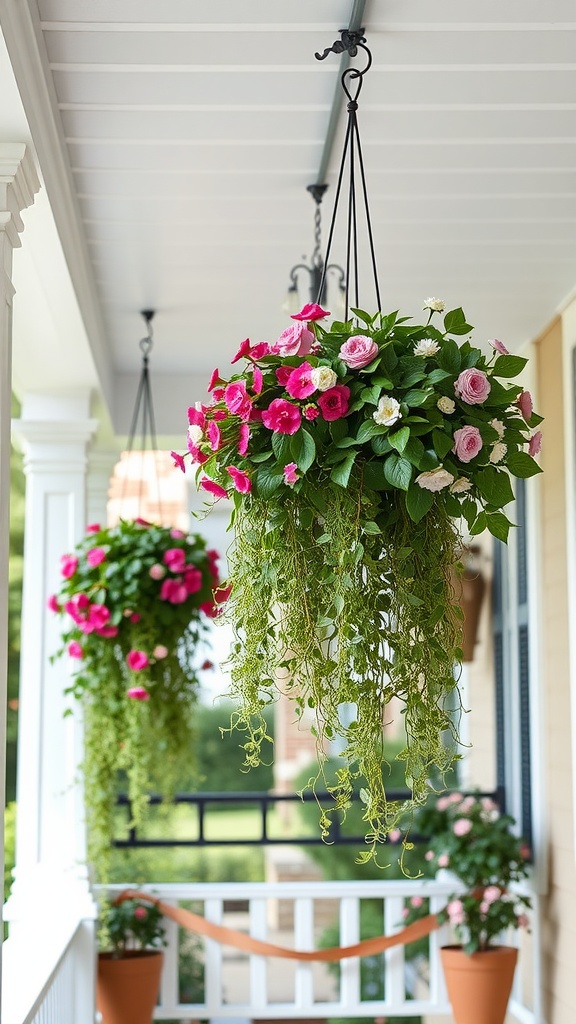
(160, 578), (188, 604)
(207, 420), (222, 452)
(283, 462), (299, 487)
(47, 594), (60, 613)
(252, 366), (263, 394)
(96, 624), (119, 638)
(170, 529), (186, 539)
(163, 548), (187, 573)
(238, 423), (250, 456)
(127, 686), (149, 701)
(200, 477), (228, 500)
(453, 425), (483, 463)
(317, 384), (350, 422)
(489, 338), (509, 355)
(517, 390), (533, 421)
(184, 567), (203, 594)
(528, 430), (542, 456)
(134, 906), (148, 920)
(127, 650), (150, 671)
(68, 641), (84, 660)
(170, 450), (186, 473)
(339, 335), (379, 369)
(453, 817), (473, 836)
(248, 342), (270, 361)
(130, 613), (141, 623)
(208, 367), (221, 391)
(86, 546), (106, 568)
(224, 381), (253, 420)
(454, 367), (491, 404)
(271, 322), (314, 357)
(285, 362), (316, 400)
(88, 604), (111, 630)
(187, 406), (206, 429)
(275, 365), (293, 386)
(86, 523), (101, 533)
(262, 399), (302, 435)
(231, 337), (251, 364)
(227, 466), (252, 493)
(61, 554), (78, 579)
(65, 593), (90, 622)
(291, 303), (330, 322)
(304, 405), (320, 421)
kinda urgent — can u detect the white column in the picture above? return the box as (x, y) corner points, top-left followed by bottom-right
(8, 392), (97, 922)
(87, 448), (119, 528)
(0, 145), (39, 936)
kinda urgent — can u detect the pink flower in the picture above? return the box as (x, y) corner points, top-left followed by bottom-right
(275, 366), (293, 386)
(317, 385), (350, 422)
(88, 604), (111, 630)
(149, 563), (166, 580)
(410, 896), (424, 908)
(402, 908), (410, 920)
(388, 828), (402, 844)
(528, 431), (542, 456)
(480, 901), (490, 915)
(227, 466), (252, 494)
(425, 850), (435, 862)
(248, 342), (270, 361)
(86, 523), (101, 533)
(184, 567), (203, 593)
(171, 451), (186, 473)
(200, 477), (228, 500)
(130, 613), (141, 623)
(448, 793), (463, 804)
(65, 593), (90, 622)
(68, 641), (84, 659)
(304, 405), (320, 421)
(271, 322), (314, 357)
(252, 366), (263, 394)
(163, 548), (187, 573)
(283, 462), (299, 487)
(207, 421), (222, 452)
(262, 399), (302, 435)
(127, 686), (149, 701)
(285, 362), (316, 400)
(517, 390), (533, 422)
(453, 425), (483, 463)
(153, 645), (168, 659)
(224, 381), (253, 420)
(170, 529), (186, 539)
(489, 338), (509, 355)
(47, 594), (60, 613)
(517, 913), (529, 929)
(436, 796), (451, 811)
(483, 885), (501, 904)
(454, 367), (491, 404)
(437, 854), (450, 868)
(453, 817), (473, 836)
(231, 338), (251, 364)
(291, 303), (330, 322)
(208, 367), (221, 391)
(127, 650), (149, 671)
(96, 625), (118, 638)
(339, 335), (379, 369)
(134, 906), (148, 920)
(238, 423), (250, 456)
(86, 547), (106, 568)
(160, 578), (188, 604)
(447, 899), (465, 925)
(187, 406), (206, 429)
(61, 554), (78, 579)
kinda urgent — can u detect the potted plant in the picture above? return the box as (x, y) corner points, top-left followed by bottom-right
(49, 518), (228, 877)
(173, 299), (542, 858)
(97, 895), (166, 1024)
(403, 792), (532, 1024)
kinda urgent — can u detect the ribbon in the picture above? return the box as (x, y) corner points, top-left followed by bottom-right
(115, 889), (440, 962)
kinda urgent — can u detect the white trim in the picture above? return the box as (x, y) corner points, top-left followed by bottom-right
(561, 297), (576, 861)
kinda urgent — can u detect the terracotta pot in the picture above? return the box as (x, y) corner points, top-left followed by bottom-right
(441, 945), (517, 1024)
(97, 950), (163, 1024)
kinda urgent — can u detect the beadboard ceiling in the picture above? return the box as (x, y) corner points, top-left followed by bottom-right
(2, 0), (576, 434)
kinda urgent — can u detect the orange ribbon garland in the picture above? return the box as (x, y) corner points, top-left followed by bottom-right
(116, 889), (440, 962)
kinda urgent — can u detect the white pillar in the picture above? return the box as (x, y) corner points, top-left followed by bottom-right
(87, 448), (120, 528)
(8, 392), (98, 920)
(0, 145), (39, 939)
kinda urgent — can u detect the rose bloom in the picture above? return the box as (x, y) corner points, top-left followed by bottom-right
(68, 641), (84, 660)
(88, 604), (111, 630)
(453, 817), (473, 836)
(317, 385), (350, 422)
(164, 548), (187, 573)
(304, 405), (320, 421)
(447, 899), (465, 925)
(423, 297), (445, 312)
(311, 366), (337, 392)
(437, 396), (455, 415)
(134, 907), (148, 920)
(262, 398), (302, 435)
(275, 365), (292, 386)
(410, 896), (424, 908)
(489, 441), (507, 464)
(238, 423), (250, 456)
(184, 567), (203, 594)
(436, 796), (451, 811)
(415, 467), (454, 492)
(149, 562), (166, 580)
(160, 578), (188, 604)
(437, 853), (450, 868)
(528, 430), (542, 456)
(388, 828), (402, 843)
(483, 885), (501, 905)
(127, 650), (150, 672)
(271, 322), (314, 357)
(373, 395), (401, 426)
(207, 421), (221, 451)
(127, 686), (149, 701)
(224, 380), (253, 420)
(414, 338), (440, 358)
(489, 338), (509, 355)
(47, 594), (60, 613)
(425, 850), (435, 862)
(339, 335), (378, 369)
(285, 362), (316, 400)
(454, 367), (491, 404)
(453, 424), (483, 463)
(450, 477), (472, 494)
(61, 554), (78, 579)
(153, 645), (169, 659)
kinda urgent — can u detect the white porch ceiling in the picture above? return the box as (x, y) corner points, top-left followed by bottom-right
(2, 0), (576, 436)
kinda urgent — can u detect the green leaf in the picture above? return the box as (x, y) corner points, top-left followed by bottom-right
(443, 307), (473, 336)
(405, 482), (434, 523)
(271, 432), (293, 462)
(470, 511), (487, 536)
(254, 465), (283, 498)
(291, 430), (316, 472)
(432, 429), (453, 459)
(486, 512), (512, 543)
(475, 467), (515, 507)
(403, 436), (425, 467)
(383, 454), (412, 491)
(403, 389), (430, 407)
(350, 307), (375, 326)
(362, 521), (381, 535)
(492, 354), (528, 378)
(389, 425), (411, 454)
(371, 375), (394, 388)
(360, 385), (381, 406)
(426, 368), (451, 384)
(506, 452), (543, 478)
(371, 435), (392, 456)
(438, 340), (461, 374)
(330, 452), (356, 488)
(356, 419), (383, 444)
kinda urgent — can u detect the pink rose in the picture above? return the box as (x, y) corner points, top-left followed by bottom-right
(339, 335), (379, 369)
(200, 477), (228, 500)
(489, 338), (509, 355)
(517, 390), (533, 421)
(68, 641), (84, 660)
(207, 421), (221, 452)
(187, 406), (206, 429)
(96, 625), (118, 638)
(65, 593), (89, 622)
(447, 899), (465, 925)
(170, 529), (186, 539)
(184, 567), (203, 594)
(127, 686), (149, 701)
(388, 828), (402, 843)
(227, 466), (252, 493)
(134, 906), (148, 920)
(238, 423), (250, 456)
(454, 368), (491, 404)
(483, 885), (501, 904)
(127, 650), (149, 671)
(436, 796), (451, 811)
(88, 604), (111, 630)
(528, 431), (542, 456)
(317, 385), (350, 422)
(224, 381), (253, 420)
(149, 563), (166, 580)
(160, 578), (188, 604)
(453, 425), (483, 463)
(86, 547), (106, 568)
(410, 896), (424, 908)
(437, 853), (450, 868)
(283, 462), (299, 487)
(425, 850), (435, 862)
(304, 405), (319, 421)
(262, 399), (302, 435)
(47, 594), (60, 613)
(163, 548), (187, 573)
(453, 817), (473, 836)
(153, 645), (169, 659)
(86, 523), (101, 533)
(275, 366), (293, 386)
(285, 362), (316, 400)
(291, 303), (330, 322)
(271, 322), (314, 357)
(61, 554), (78, 579)
(171, 451), (186, 473)
(231, 338), (251, 364)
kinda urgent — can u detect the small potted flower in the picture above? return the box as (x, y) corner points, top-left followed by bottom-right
(49, 518), (228, 878)
(403, 793), (531, 1024)
(97, 895), (166, 1024)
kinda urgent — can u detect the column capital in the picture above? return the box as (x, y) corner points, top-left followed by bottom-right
(12, 418), (98, 476)
(0, 144), (40, 248)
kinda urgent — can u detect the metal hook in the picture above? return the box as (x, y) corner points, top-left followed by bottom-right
(315, 28), (366, 62)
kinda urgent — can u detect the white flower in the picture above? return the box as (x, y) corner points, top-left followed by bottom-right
(450, 477), (472, 494)
(490, 442), (507, 464)
(437, 396), (455, 415)
(373, 395), (402, 426)
(415, 467), (454, 492)
(423, 297), (445, 312)
(188, 424), (204, 445)
(310, 366), (338, 392)
(489, 418), (505, 440)
(413, 338), (440, 357)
